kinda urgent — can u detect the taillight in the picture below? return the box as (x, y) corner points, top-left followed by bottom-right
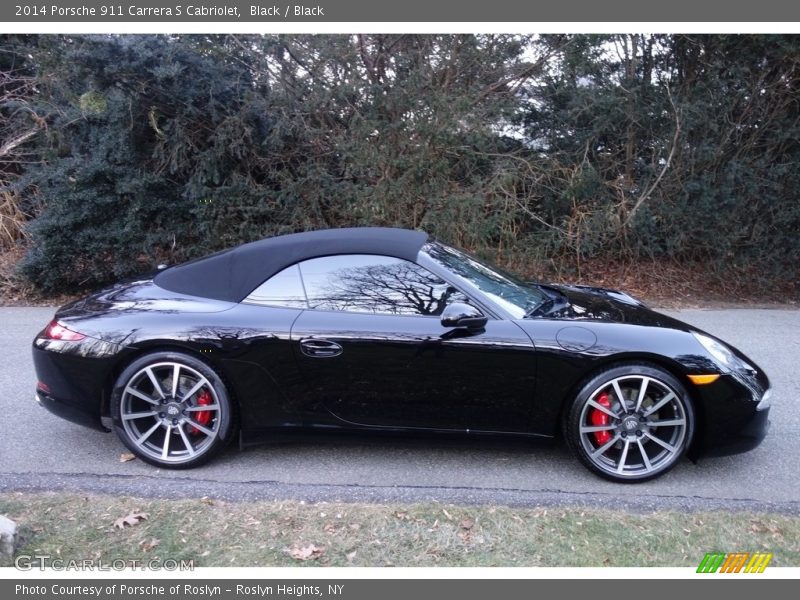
(44, 319), (86, 341)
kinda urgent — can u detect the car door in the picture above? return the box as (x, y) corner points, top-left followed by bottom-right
(288, 254), (538, 432)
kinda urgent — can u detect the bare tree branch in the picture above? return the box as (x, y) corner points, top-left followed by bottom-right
(623, 85), (681, 227)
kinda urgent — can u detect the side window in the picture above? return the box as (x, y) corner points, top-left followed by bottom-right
(245, 264), (308, 308)
(299, 255), (453, 316)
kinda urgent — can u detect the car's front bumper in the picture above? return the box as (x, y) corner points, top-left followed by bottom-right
(691, 372), (771, 459)
(701, 400), (770, 457)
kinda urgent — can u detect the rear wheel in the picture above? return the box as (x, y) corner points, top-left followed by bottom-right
(565, 364), (694, 482)
(111, 351), (234, 468)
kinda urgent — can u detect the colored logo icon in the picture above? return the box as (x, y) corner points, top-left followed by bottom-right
(697, 552), (773, 573)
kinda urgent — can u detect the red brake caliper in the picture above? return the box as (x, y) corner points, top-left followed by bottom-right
(189, 390), (213, 435)
(590, 392), (612, 445)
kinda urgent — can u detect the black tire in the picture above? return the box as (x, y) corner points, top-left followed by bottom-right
(111, 351), (235, 469)
(564, 363), (694, 483)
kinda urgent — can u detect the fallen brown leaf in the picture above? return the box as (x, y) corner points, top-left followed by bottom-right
(113, 511), (149, 529)
(119, 453), (136, 463)
(139, 537), (160, 551)
(288, 543), (325, 561)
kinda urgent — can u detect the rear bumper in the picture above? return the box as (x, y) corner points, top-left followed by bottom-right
(32, 341), (117, 432)
(35, 390), (108, 431)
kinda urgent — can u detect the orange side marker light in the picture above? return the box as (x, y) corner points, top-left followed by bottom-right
(688, 374), (721, 385)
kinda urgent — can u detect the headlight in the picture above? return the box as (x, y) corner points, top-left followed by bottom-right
(692, 332), (740, 371)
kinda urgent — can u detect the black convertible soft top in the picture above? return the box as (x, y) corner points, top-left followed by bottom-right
(154, 227), (430, 302)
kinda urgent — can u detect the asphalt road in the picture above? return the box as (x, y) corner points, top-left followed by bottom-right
(1, 306), (798, 513)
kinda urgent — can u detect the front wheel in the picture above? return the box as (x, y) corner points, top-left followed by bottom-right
(564, 364), (694, 483)
(111, 351), (235, 469)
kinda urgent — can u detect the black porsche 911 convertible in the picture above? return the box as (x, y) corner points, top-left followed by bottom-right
(32, 227), (771, 482)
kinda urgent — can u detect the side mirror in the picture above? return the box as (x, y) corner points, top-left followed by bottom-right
(440, 302), (487, 330)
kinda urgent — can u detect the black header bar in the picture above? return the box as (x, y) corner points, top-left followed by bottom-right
(3, 0), (800, 23)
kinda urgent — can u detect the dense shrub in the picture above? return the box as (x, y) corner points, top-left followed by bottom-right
(2, 34), (798, 292)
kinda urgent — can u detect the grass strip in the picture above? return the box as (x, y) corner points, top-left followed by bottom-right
(1, 492), (798, 567)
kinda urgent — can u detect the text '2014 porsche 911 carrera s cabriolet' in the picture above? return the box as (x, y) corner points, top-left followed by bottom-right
(32, 228), (771, 482)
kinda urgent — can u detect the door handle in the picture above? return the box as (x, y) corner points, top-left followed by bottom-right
(299, 338), (343, 358)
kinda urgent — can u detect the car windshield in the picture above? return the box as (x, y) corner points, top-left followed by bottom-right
(421, 241), (546, 319)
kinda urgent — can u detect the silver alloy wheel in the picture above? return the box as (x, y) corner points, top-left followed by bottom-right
(577, 375), (688, 479)
(120, 361), (221, 464)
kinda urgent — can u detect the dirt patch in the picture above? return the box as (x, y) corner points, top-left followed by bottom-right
(0, 246), (79, 307)
(569, 258), (799, 309)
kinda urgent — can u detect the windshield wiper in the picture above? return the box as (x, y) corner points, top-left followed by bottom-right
(525, 284), (568, 318)
(526, 298), (555, 317)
